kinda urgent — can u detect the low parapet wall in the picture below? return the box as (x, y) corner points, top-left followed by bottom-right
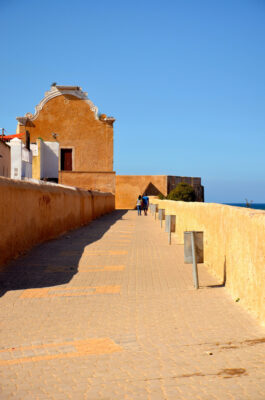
(151, 199), (265, 325)
(0, 177), (115, 267)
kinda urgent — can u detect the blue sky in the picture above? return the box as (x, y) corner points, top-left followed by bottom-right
(1, 0), (265, 202)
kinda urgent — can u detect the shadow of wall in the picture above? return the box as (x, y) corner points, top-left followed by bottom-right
(0, 210), (127, 297)
(0, 177), (115, 268)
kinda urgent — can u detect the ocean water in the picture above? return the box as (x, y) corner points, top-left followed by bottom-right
(224, 203), (265, 211)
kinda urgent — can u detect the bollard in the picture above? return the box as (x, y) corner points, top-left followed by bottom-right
(158, 209), (166, 228)
(153, 204), (158, 220)
(149, 204), (153, 216)
(165, 215), (176, 244)
(191, 232), (199, 289)
(184, 231), (203, 289)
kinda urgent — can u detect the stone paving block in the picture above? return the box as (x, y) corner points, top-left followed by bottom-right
(0, 210), (264, 399)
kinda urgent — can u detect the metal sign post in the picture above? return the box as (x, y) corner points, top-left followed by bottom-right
(191, 232), (199, 289)
(158, 209), (165, 228)
(153, 204), (158, 220)
(150, 204), (153, 216)
(184, 231), (204, 290)
(165, 215), (176, 245)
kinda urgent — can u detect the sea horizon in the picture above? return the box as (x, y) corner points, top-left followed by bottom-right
(222, 203), (265, 211)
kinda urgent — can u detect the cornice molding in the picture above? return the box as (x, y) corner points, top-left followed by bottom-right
(16, 86), (99, 125)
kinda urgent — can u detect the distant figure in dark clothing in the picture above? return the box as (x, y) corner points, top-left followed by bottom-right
(142, 194), (149, 216)
(136, 195), (142, 216)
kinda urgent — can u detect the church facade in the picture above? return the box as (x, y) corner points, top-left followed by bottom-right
(16, 85), (115, 193)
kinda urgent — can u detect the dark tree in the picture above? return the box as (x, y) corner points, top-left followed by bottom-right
(167, 182), (196, 202)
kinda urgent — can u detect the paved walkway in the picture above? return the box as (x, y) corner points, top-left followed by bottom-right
(0, 210), (265, 400)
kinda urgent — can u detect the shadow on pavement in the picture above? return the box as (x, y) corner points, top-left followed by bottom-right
(203, 257), (227, 289)
(0, 210), (127, 297)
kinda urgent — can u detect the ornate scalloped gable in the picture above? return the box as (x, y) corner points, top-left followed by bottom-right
(16, 86), (99, 125)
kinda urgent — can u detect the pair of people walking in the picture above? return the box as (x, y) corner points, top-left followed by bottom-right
(136, 194), (149, 216)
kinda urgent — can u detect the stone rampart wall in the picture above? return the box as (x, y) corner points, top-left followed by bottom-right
(116, 175), (168, 209)
(116, 175), (204, 209)
(151, 199), (265, 325)
(0, 177), (114, 267)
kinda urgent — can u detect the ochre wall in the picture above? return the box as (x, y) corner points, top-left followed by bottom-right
(151, 199), (265, 325)
(32, 139), (41, 180)
(115, 175), (168, 209)
(0, 177), (115, 268)
(59, 171), (116, 194)
(20, 95), (113, 172)
(0, 141), (10, 177)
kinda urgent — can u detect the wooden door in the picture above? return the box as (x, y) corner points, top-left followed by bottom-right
(61, 149), (72, 171)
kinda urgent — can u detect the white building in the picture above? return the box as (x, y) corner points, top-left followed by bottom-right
(9, 138), (32, 180)
(30, 139), (59, 181)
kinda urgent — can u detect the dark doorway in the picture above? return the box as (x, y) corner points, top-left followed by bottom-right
(61, 149), (72, 171)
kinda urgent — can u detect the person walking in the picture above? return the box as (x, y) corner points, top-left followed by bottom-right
(142, 194), (149, 216)
(136, 195), (142, 216)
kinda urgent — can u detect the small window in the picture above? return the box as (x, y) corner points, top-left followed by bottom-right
(61, 149), (72, 171)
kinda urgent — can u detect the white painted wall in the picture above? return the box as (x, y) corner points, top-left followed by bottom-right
(40, 139), (45, 179)
(0, 141), (11, 177)
(30, 143), (38, 157)
(22, 146), (32, 178)
(43, 141), (59, 179)
(10, 138), (22, 179)
(10, 138), (32, 180)
(30, 140), (59, 180)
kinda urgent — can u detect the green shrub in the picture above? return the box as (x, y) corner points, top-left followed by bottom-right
(167, 182), (196, 202)
(158, 193), (166, 200)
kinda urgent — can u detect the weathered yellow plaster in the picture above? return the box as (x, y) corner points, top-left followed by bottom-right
(151, 199), (265, 325)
